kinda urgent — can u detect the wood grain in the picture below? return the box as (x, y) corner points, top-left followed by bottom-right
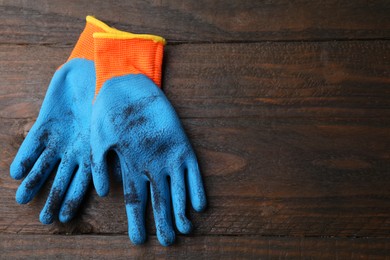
(1, 234), (389, 259)
(1, 42), (389, 238)
(1, 42), (389, 120)
(1, 0), (390, 44)
(1, 2), (390, 254)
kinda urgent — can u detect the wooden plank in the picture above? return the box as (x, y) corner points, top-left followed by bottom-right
(1, 41), (389, 121)
(0, 42), (389, 237)
(1, 234), (389, 259)
(1, 117), (390, 236)
(1, 0), (390, 44)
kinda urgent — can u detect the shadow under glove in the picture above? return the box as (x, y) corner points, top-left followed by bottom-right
(91, 32), (207, 246)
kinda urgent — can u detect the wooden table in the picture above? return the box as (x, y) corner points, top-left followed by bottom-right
(1, 1), (389, 258)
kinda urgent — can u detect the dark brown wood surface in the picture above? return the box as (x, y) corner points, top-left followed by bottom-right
(1, 234), (390, 259)
(1, 1), (390, 259)
(1, 0), (390, 44)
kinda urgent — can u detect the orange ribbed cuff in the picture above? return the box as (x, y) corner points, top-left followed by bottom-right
(93, 35), (165, 97)
(67, 17), (109, 62)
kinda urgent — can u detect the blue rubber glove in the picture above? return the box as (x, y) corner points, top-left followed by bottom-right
(9, 16), (116, 224)
(91, 33), (207, 246)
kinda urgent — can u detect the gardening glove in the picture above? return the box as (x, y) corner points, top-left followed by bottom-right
(91, 32), (207, 246)
(10, 16), (119, 224)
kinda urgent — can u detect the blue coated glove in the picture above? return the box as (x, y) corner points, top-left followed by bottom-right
(10, 16), (118, 224)
(91, 32), (207, 246)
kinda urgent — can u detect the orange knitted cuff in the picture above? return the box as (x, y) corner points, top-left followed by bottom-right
(68, 16), (127, 61)
(93, 32), (166, 98)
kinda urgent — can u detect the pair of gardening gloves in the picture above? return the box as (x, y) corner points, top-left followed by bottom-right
(10, 16), (206, 246)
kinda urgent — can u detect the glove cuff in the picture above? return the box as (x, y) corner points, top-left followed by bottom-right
(67, 16), (123, 61)
(93, 32), (166, 98)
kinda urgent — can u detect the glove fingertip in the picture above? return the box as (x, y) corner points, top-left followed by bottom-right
(59, 215), (70, 223)
(95, 181), (109, 197)
(192, 192), (207, 212)
(10, 162), (24, 180)
(129, 231), (147, 245)
(15, 187), (30, 204)
(58, 210), (72, 223)
(58, 202), (76, 223)
(39, 211), (54, 225)
(177, 217), (193, 235)
(157, 228), (175, 247)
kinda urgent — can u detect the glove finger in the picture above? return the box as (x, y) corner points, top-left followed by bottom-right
(59, 160), (91, 223)
(39, 156), (77, 224)
(10, 129), (46, 180)
(170, 169), (192, 234)
(15, 148), (58, 204)
(148, 174), (175, 246)
(123, 171), (147, 245)
(107, 150), (122, 183)
(91, 147), (109, 197)
(186, 156), (207, 212)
